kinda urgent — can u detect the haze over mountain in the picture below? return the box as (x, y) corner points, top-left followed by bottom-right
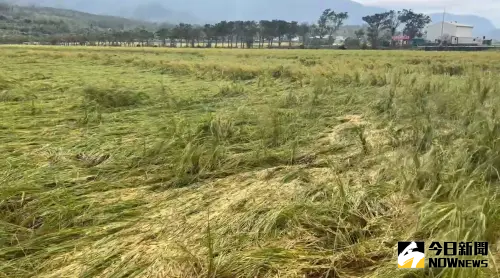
(5, 0), (500, 38)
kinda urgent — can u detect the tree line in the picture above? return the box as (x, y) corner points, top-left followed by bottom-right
(4, 8), (431, 49)
(362, 9), (431, 48)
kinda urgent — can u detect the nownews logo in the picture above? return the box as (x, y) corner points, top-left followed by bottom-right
(398, 241), (489, 269)
(398, 242), (425, 268)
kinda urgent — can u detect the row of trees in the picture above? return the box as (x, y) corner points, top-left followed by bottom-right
(7, 8), (431, 49)
(91, 12), (351, 48)
(154, 17), (350, 48)
(362, 9), (431, 48)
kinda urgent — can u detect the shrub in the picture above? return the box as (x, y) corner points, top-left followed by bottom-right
(344, 38), (361, 49)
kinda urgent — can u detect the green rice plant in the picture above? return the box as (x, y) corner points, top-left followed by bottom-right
(375, 84), (397, 114)
(177, 140), (204, 175)
(279, 91), (301, 108)
(2, 46), (500, 278)
(28, 93), (38, 115)
(430, 63), (465, 76)
(82, 85), (148, 109)
(227, 67), (258, 81)
(0, 90), (26, 102)
(80, 100), (103, 125)
(266, 109), (284, 148)
(258, 109), (298, 148)
(217, 83), (245, 98)
(0, 74), (13, 91)
(352, 70), (361, 85)
(298, 57), (318, 67)
(206, 210), (216, 278)
(270, 65), (295, 79)
(209, 116), (235, 144)
(288, 139), (299, 165)
(354, 125), (369, 154)
(308, 77), (333, 114)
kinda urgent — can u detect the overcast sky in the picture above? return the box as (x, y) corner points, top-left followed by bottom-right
(353, 0), (500, 26)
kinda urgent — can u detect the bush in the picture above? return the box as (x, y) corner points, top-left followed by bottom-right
(344, 38), (360, 49)
(381, 40), (391, 47)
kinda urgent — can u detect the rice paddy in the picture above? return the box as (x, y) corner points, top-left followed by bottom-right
(1, 45), (500, 278)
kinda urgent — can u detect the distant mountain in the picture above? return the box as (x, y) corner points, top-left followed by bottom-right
(0, 4), (154, 29)
(5, 0), (383, 24)
(4, 0), (498, 38)
(5, 0), (201, 24)
(489, 29), (500, 41)
(0, 3), (156, 42)
(131, 2), (199, 23)
(188, 0), (386, 24)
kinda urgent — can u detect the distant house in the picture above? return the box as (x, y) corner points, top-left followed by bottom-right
(426, 21), (480, 45)
(333, 36), (345, 45)
(308, 35), (344, 42)
(270, 37), (300, 43)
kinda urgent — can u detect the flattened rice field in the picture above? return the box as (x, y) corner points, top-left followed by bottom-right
(2, 46), (500, 278)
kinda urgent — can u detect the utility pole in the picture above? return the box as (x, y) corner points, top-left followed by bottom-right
(440, 8), (446, 38)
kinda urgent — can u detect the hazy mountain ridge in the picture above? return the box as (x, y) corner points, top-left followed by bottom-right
(0, 2), (157, 43)
(4, 0), (500, 38)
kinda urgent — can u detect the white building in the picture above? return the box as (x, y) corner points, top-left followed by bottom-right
(426, 21), (478, 45)
(333, 36), (345, 45)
